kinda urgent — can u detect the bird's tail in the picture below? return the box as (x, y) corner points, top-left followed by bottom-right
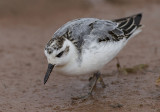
(113, 13), (143, 39)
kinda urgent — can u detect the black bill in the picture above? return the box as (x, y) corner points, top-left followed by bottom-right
(44, 64), (55, 84)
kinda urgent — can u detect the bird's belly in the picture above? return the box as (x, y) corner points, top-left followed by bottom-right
(81, 39), (128, 72)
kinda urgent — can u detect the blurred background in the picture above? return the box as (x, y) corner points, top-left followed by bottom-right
(0, 0), (160, 112)
(0, 0), (159, 17)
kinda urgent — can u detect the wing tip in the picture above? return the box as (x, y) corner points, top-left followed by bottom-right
(134, 13), (142, 26)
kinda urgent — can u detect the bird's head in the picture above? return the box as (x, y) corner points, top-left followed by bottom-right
(44, 36), (71, 84)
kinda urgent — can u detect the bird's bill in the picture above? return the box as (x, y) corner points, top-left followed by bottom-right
(44, 64), (55, 84)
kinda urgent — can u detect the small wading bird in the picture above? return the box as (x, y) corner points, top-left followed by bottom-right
(44, 13), (142, 98)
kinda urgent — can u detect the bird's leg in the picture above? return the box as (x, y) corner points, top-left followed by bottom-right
(88, 72), (98, 95)
(88, 71), (106, 94)
(98, 75), (106, 88)
(116, 57), (121, 73)
(88, 74), (96, 88)
(71, 72), (105, 100)
(116, 57), (128, 75)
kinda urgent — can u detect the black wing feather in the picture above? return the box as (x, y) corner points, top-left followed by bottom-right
(111, 13), (142, 38)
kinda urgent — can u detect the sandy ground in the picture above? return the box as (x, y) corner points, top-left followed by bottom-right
(0, 0), (160, 112)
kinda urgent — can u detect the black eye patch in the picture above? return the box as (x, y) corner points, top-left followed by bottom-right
(56, 51), (64, 58)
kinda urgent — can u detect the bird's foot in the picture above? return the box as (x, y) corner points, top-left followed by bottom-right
(89, 71), (106, 88)
(71, 92), (93, 101)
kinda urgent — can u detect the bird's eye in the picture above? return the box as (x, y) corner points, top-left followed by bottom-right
(46, 48), (53, 54)
(56, 51), (64, 58)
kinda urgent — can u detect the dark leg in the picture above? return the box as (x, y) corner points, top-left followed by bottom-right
(72, 71), (105, 100)
(88, 71), (106, 94)
(98, 75), (106, 88)
(116, 57), (121, 73)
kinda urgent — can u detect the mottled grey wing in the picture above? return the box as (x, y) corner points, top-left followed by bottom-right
(54, 19), (118, 52)
(53, 18), (101, 52)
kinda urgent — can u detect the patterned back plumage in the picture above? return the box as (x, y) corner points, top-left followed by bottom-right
(50, 13), (142, 53)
